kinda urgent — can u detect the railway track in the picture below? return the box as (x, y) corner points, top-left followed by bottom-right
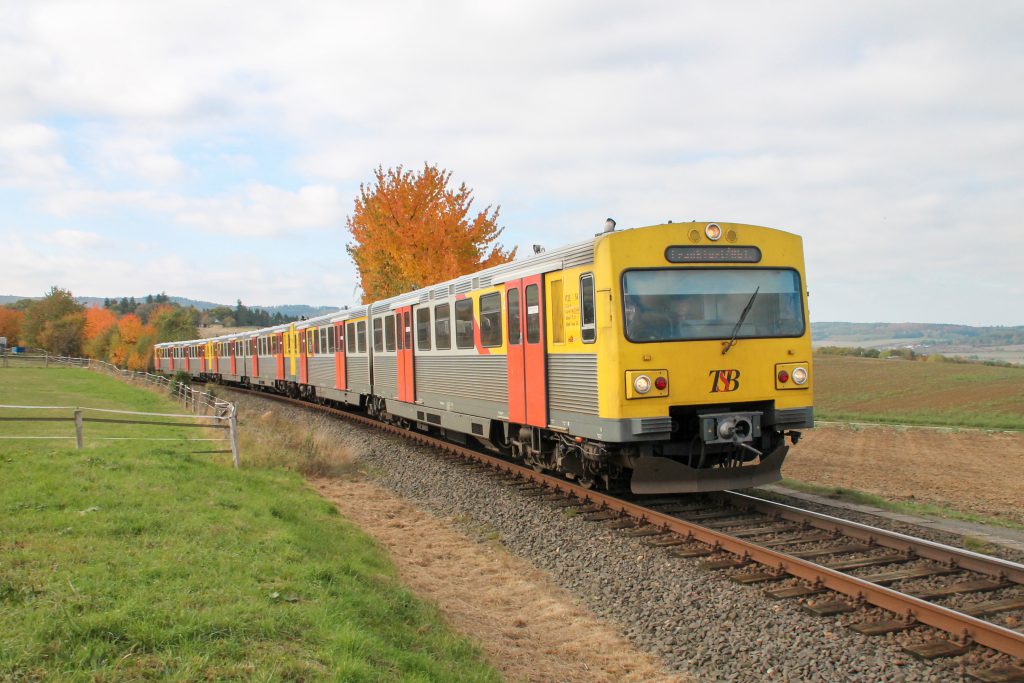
(227, 387), (1024, 681)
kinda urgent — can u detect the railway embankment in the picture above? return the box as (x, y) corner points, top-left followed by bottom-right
(227, 389), (1021, 681)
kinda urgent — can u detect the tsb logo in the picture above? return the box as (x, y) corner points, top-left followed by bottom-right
(709, 369), (741, 393)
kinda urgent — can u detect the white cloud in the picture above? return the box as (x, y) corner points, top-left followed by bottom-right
(0, 123), (69, 187)
(91, 132), (186, 184)
(174, 184), (345, 236)
(36, 229), (108, 249)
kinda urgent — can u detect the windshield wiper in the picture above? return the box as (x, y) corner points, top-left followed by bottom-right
(721, 287), (760, 355)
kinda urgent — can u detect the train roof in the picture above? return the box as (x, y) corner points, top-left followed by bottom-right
(157, 220), (787, 348)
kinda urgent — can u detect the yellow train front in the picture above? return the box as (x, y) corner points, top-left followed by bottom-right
(536, 221), (813, 494)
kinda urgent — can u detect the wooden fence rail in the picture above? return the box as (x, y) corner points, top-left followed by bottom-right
(0, 404), (240, 467)
(0, 355), (240, 466)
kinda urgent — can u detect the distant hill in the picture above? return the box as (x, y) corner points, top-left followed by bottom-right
(0, 294), (340, 319)
(811, 322), (1024, 346)
(812, 322), (1024, 365)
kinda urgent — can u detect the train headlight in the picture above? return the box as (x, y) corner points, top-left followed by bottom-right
(633, 375), (652, 394)
(791, 367), (808, 385)
(705, 223), (722, 241)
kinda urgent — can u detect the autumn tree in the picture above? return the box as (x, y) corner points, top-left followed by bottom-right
(84, 305), (119, 341)
(346, 164), (517, 302)
(22, 287), (86, 355)
(149, 305), (198, 342)
(0, 308), (24, 345)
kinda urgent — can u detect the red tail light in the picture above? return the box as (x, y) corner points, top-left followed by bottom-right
(654, 376), (667, 390)
(777, 370), (790, 383)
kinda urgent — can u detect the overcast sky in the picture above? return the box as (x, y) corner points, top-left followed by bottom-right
(1, 1), (1021, 325)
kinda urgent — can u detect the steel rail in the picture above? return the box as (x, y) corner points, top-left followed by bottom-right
(226, 387), (1024, 659)
(719, 491), (1024, 585)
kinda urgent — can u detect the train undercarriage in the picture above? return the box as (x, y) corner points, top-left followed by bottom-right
(201, 372), (805, 495)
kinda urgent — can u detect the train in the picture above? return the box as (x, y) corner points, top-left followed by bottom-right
(155, 220), (813, 494)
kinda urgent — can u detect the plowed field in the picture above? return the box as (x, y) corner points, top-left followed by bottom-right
(784, 424), (1024, 526)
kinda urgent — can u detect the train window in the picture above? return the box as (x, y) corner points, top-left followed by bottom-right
(479, 293), (502, 348)
(373, 318), (383, 352)
(507, 288), (521, 345)
(347, 322), (357, 353)
(416, 308), (431, 351)
(357, 321), (367, 353)
(455, 299), (474, 349)
(395, 313), (403, 351)
(434, 304), (451, 350)
(580, 273), (596, 343)
(550, 279), (564, 344)
(327, 327), (334, 354)
(621, 268), (805, 342)
(308, 329), (316, 354)
(385, 314), (396, 352)
(526, 284), (541, 344)
(403, 311), (412, 350)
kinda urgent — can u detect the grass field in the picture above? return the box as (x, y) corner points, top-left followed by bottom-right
(0, 368), (498, 681)
(812, 355), (1024, 430)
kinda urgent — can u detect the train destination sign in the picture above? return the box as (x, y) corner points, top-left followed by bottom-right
(665, 246), (762, 263)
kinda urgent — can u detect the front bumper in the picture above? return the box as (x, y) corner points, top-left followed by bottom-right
(629, 440), (789, 494)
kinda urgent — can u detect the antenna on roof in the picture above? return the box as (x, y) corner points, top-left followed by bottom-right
(532, 244), (545, 254)
(603, 217), (617, 233)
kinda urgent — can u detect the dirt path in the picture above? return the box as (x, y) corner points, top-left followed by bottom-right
(785, 425), (1024, 525)
(312, 477), (686, 683)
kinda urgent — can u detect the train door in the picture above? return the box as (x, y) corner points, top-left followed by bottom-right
(300, 329), (309, 385)
(276, 333), (285, 380)
(229, 341), (237, 376)
(395, 306), (414, 402)
(251, 337), (259, 378)
(335, 322), (347, 391)
(505, 275), (547, 427)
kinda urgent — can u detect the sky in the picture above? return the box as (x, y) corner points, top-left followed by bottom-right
(0, 1), (1021, 325)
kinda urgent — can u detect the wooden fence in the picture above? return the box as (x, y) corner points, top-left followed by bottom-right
(0, 353), (240, 466)
(0, 404), (239, 467)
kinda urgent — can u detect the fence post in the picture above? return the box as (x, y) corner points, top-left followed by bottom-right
(228, 409), (240, 469)
(74, 408), (83, 449)
(45, 353), (50, 368)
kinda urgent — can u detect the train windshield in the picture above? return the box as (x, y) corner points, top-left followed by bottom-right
(622, 268), (805, 343)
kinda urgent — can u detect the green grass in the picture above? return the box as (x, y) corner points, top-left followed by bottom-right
(0, 369), (499, 681)
(773, 478), (1024, 532)
(813, 355), (1024, 430)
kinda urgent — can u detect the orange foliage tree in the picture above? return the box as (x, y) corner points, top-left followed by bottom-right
(84, 305), (118, 341)
(107, 314), (158, 370)
(346, 164), (517, 302)
(0, 308), (24, 345)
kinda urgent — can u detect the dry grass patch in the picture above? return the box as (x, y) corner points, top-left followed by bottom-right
(227, 391), (357, 476)
(313, 478), (688, 683)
